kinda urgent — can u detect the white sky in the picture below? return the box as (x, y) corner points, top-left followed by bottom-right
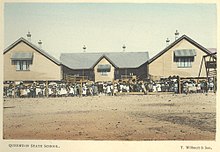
(4, 3), (217, 59)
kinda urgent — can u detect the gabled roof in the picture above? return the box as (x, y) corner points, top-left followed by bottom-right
(4, 37), (60, 65)
(148, 35), (212, 64)
(91, 54), (118, 68)
(60, 52), (149, 69)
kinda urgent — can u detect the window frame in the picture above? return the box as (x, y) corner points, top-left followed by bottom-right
(174, 57), (194, 68)
(100, 71), (108, 76)
(13, 60), (32, 71)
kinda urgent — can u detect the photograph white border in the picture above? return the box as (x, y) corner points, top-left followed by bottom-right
(0, 0), (219, 152)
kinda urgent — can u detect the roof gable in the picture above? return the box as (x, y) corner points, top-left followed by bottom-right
(91, 55), (118, 68)
(105, 52), (149, 68)
(4, 37), (60, 65)
(148, 35), (212, 64)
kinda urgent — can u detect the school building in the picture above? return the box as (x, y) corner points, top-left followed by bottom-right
(3, 32), (215, 83)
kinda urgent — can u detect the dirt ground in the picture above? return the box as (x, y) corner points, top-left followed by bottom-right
(3, 93), (216, 140)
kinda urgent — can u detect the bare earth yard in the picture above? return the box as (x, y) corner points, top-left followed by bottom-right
(3, 93), (216, 140)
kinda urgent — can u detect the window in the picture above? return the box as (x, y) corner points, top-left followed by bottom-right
(173, 49), (196, 68)
(176, 57), (193, 68)
(11, 52), (33, 71)
(100, 71), (108, 76)
(97, 64), (111, 76)
(15, 60), (31, 71)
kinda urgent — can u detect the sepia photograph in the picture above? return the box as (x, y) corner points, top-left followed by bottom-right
(1, 0), (219, 151)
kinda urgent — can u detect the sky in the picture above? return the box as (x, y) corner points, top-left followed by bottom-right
(4, 3), (217, 59)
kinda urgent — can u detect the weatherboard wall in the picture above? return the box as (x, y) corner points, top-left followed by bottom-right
(94, 57), (115, 82)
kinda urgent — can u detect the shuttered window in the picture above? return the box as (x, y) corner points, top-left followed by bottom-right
(11, 52), (33, 71)
(177, 57), (193, 68)
(15, 60), (31, 71)
(174, 49), (196, 68)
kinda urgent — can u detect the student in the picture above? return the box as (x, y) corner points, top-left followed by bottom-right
(106, 85), (111, 96)
(82, 85), (87, 96)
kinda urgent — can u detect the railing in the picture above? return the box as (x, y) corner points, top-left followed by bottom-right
(65, 75), (89, 82)
(121, 75), (136, 80)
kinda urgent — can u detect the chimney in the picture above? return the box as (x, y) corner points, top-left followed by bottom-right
(27, 31), (31, 42)
(122, 44), (126, 52)
(175, 30), (179, 40)
(166, 38), (170, 46)
(83, 45), (86, 52)
(38, 40), (42, 48)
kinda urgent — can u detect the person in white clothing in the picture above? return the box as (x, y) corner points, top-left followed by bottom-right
(106, 85), (111, 95)
(82, 85), (87, 96)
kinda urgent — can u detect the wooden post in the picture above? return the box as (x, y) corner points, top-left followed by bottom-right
(80, 79), (82, 97)
(214, 76), (217, 93)
(178, 77), (181, 94)
(13, 81), (16, 98)
(46, 81), (49, 97)
(198, 57), (204, 78)
(112, 79), (114, 96)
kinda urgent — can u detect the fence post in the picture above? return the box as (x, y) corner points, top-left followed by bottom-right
(214, 76), (217, 93)
(112, 79), (114, 96)
(14, 81), (16, 98)
(46, 81), (49, 97)
(80, 79), (82, 97)
(178, 77), (181, 94)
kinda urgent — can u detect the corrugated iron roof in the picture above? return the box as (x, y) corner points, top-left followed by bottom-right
(174, 49), (196, 57)
(60, 52), (149, 69)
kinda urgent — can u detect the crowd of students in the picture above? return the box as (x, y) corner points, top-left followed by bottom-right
(3, 76), (215, 98)
(3, 81), (146, 98)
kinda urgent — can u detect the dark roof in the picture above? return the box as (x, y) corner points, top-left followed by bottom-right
(60, 52), (149, 69)
(4, 37), (60, 65)
(148, 35), (212, 64)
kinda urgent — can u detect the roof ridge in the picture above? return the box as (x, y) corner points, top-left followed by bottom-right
(61, 51), (148, 54)
(91, 54), (118, 69)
